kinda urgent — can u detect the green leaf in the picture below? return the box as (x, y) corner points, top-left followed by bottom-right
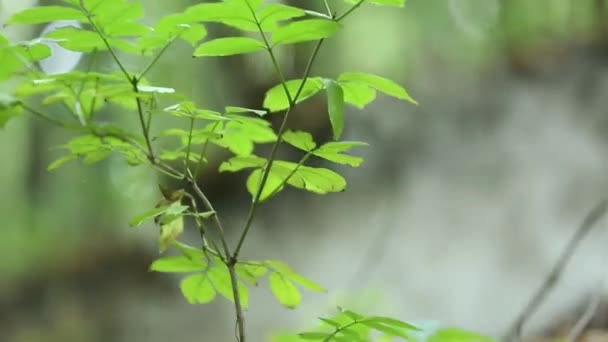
(225, 106), (267, 117)
(265, 260), (326, 293)
(175, 242), (207, 260)
(219, 155), (267, 172)
(285, 273), (326, 293)
(47, 154), (78, 171)
(129, 206), (168, 227)
(339, 81), (376, 109)
(323, 79), (345, 140)
(271, 19), (341, 46)
(282, 130), (316, 151)
(208, 266), (249, 308)
(217, 117), (277, 155)
(246, 168), (284, 201)
(150, 256), (207, 273)
(7, 6), (87, 24)
(164, 201), (189, 216)
(263, 78), (324, 112)
(313, 141), (368, 167)
(427, 328), (496, 342)
(338, 72), (417, 104)
(158, 215), (184, 253)
(364, 317), (419, 331)
(180, 273), (216, 304)
(283, 164), (346, 194)
(360, 321), (409, 339)
(236, 262), (267, 285)
(0, 97), (23, 128)
(137, 85), (175, 94)
(186, 1), (258, 32)
(269, 272), (301, 309)
(298, 332), (330, 340)
(45, 27), (106, 53)
(339, 308), (364, 320)
(257, 4), (306, 30)
(194, 37), (265, 57)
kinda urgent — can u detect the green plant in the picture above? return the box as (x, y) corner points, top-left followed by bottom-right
(0, 0), (492, 341)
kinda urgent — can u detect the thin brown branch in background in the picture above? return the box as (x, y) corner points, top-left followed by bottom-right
(506, 200), (608, 342)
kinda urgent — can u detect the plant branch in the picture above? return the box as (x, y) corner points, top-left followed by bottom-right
(188, 170), (231, 259)
(187, 170), (244, 342)
(84, 11), (131, 81)
(233, 38), (325, 260)
(323, 0), (333, 16)
(266, 151), (312, 199)
(21, 103), (76, 128)
(506, 200), (608, 342)
(183, 191), (222, 259)
(184, 117), (195, 176)
(194, 122), (220, 179)
(336, 0), (366, 22)
(138, 39), (174, 81)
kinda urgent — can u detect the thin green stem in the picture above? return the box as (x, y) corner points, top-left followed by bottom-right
(138, 40), (174, 81)
(84, 12), (131, 81)
(193, 122), (220, 179)
(183, 191), (223, 261)
(323, 0), (333, 16)
(21, 103), (75, 128)
(184, 117), (195, 176)
(322, 320), (361, 342)
(246, 2), (293, 105)
(336, 0), (366, 22)
(83, 7), (157, 162)
(233, 38), (325, 260)
(188, 169), (232, 259)
(134, 91), (156, 159)
(266, 151), (312, 199)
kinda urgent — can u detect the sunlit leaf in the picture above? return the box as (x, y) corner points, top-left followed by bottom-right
(194, 37), (265, 57)
(219, 155), (266, 172)
(137, 85), (175, 94)
(236, 262), (267, 285)
(323, 79), (345, 140)
(263, 78), (324, 112)
(45, 27), (106, 52)
(265, 260), (326, 293)
(246, 168), (285, 201)
(225, 106), (267, 117)
(47, 154), (78, 171)
(338, 72), (416, 104)
(298, 332), (330, 340)
(208, 266), (249, 308)
(282, 130), (316, 151)
(0, 96), (23, 128)
(257, 3), (306, 30)
(150, 256), (207, 273)
(427, 328), (496, 342)
(269, 272), (301, 309)
(364, 317), (419, 331)
(186, 1), (258, 32)
(129, 206), (168, 227)
(180, 273), (216, 304)
(271, 19), (341, 46)
(339, 81), (376, 109)
(313, 141), (368, 167)
(7, 6), (87, 24)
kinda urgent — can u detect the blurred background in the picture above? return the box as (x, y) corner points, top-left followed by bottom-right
(2, 0), (608, 341)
